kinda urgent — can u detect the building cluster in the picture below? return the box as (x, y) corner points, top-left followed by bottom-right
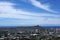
(0, 25), (60, 40)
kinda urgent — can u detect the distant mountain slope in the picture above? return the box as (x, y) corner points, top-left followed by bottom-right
(43, 26), (60, 28)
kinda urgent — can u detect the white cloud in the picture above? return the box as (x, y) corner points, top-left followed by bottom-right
(0, 1), (60, 25)
(29, 0), (58, 13)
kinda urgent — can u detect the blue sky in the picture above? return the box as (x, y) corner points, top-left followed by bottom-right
(0, 0), (60, 26)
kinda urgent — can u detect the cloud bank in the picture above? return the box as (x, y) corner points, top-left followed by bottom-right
(29, 0), (58, 13)
(0, 1), (60, 26)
